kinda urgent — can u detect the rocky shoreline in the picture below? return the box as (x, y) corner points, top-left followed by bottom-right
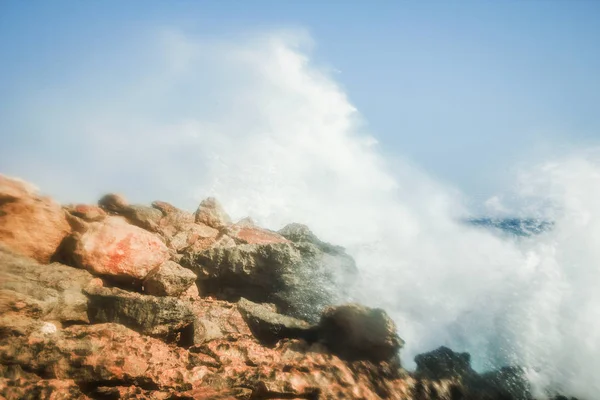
(0, 175), (577, 399)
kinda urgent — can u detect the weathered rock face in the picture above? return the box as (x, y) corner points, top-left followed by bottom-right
(237, 298), (317, 346)
(194, 336), (412, 399)
(229, 224), (290, 245)
(85, 286), (195, 342)
(0, 365), (88, 400)
(318, 303), (404, 363)
(0, 323), (209, 394)
(0, 177), (577, 400)
(182, 239), (357, 323)
(71, 216), (170, 281)
(194, 197), (231, 229)
(0, 175), (70, 264)
(0, 245), (98, 333)
(143, 260), (197, 297)
(186, 297), (252, 345)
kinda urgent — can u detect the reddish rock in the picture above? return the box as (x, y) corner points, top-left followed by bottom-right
(0, 175), (70, 264)
(71, 216), (169, 280)
(0, 323), (209, 391)
(197, 336), (409, 399)
(194, 197), (231, 229)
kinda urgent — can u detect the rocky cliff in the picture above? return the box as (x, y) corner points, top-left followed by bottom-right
(0, 175), (575, 399)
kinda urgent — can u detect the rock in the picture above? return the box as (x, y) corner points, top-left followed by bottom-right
(199, 336), (407, 399)
(97, 193), (128, 213)
(182, 241), (357, 323)
(71, 216), (170, 280)
(143, 261), (197, 297)
(64, 204), (107, 222)
(229, 224), (290, 245)
(237, 298), (316, 346)
(194, 197), (231, 229)
(0, 323), (209, 392)
(0, 175), (71, 263)
(120, 204), (164, 232)
(85, 286), (195, 341)
(318, 304), (404, 363)
(186, 298), (251, 345)
(414, 346), (475, 380)
(476, 366), (532, 400)
(0, 245), (97, 331)
(279, 222), (353, 260)
(171, 223), (220, 253)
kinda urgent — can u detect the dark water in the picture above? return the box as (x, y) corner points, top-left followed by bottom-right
(466, 218), (554, 237)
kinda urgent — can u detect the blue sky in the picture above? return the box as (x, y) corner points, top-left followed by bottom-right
(1, 1), (599, 208)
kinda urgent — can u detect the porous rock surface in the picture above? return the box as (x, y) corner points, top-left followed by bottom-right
(0, 176), (579, 400)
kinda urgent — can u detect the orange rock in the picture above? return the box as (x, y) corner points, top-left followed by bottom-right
(72, 216), (169, 280)
(0, 175), (70, 263)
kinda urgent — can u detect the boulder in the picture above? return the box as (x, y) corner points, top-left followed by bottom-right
(194, 197), (231, 229)
(318, 304), (404, 363)
(0, 175), (70, 263)
(143, 260), (197, 297)
(237, 298), (317, 345)
(85, 286), (195, 341)
(119, 204), (164, 232)
(97, 193), (128, 213)
(64, 204), (107, 222)
(71, 216), (170, 280)
(414, 346), (475, 380)
(0, 245), (98, 332)
(182, 239), (357, 323)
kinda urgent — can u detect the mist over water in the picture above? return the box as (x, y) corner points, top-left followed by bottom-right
(7, 31), (600, 398)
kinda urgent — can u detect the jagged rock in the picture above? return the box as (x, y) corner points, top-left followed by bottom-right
(279, 222), (353, 259)
(85, 286), (195, 341)
(237, 298), (317, 345)
(143, 261), (197, 297)
(186, 298), (251, 345)
(182, 239), (358, 323)
(0, 175), (70, 263)
(0, 245), (98, 332)
(318, 304), (404, 363)
(199, 336), (408, 399)
(171, 223), (221, 253)
(414, 346), (475, 380)
(194, 197), (231, 229)
(71, 216), (170, 280)
(0, 323), (208, 392)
